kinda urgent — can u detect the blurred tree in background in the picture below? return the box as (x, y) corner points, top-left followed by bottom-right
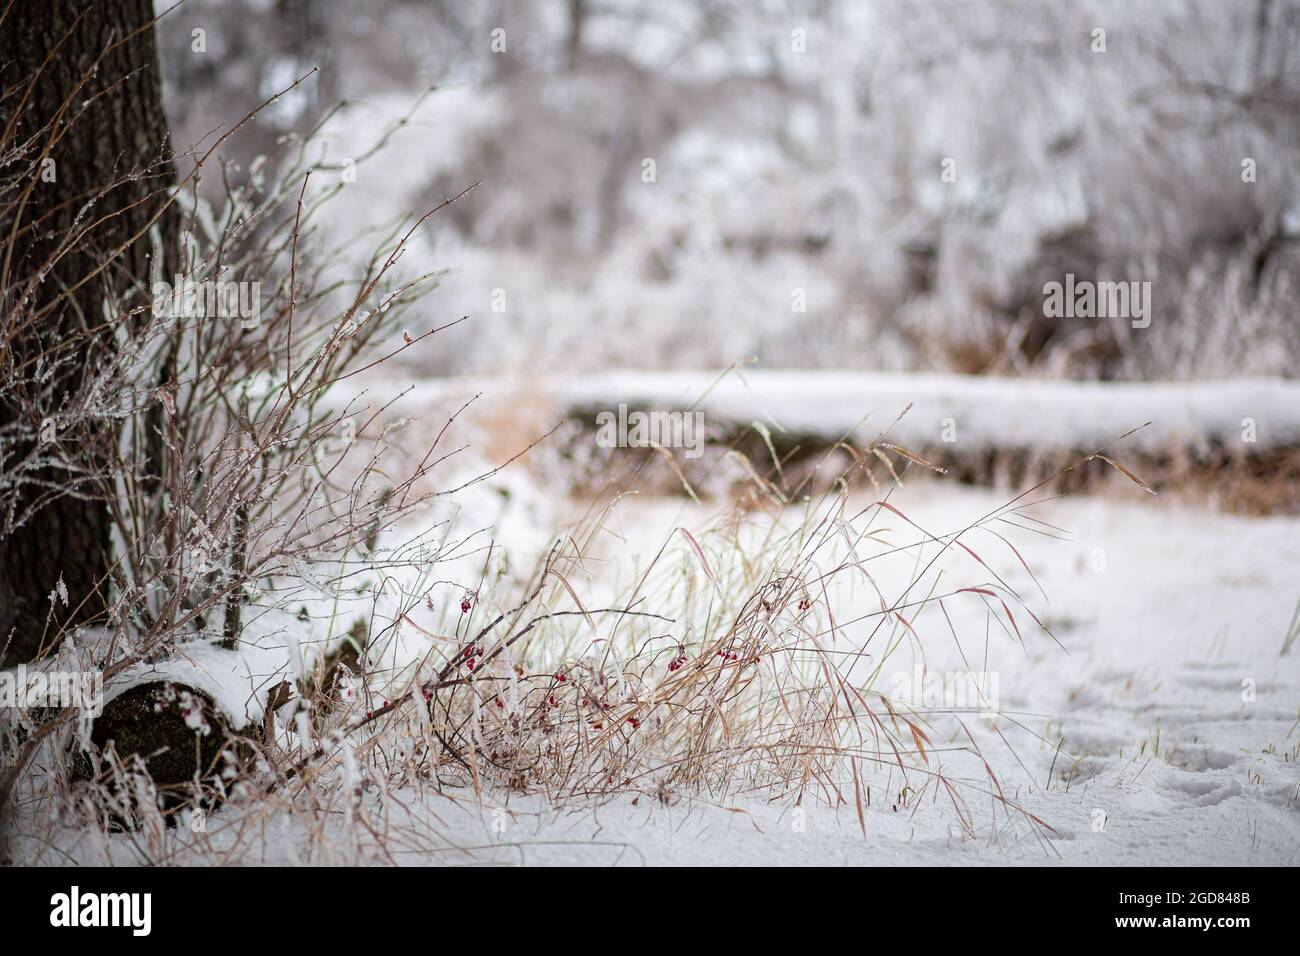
(145, 0), (1300, 381)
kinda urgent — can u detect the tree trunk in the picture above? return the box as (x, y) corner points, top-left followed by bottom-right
(0, 0), (178, 665)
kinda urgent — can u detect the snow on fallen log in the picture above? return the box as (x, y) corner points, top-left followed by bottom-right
(370, 369), (1300, 454)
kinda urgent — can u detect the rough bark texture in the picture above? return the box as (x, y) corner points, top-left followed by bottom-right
(0, 0), (177, 665)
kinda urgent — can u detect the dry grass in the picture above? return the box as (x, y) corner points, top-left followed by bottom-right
(1, 60), (1153, 865)
(9, 414), (1126, 864)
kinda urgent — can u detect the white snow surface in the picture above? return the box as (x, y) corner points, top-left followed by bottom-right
(361, 368), (1300, 453)
(15, 369), (1300, 865)
(29, 481), (1300, 866)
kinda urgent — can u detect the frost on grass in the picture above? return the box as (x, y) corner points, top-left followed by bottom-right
(12, 414), (1102, 862)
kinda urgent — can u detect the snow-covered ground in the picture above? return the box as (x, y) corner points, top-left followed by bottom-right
(16, 368), (1300, 866)
(410, 485), (1300, 866)
(34, 480), (1300, 866)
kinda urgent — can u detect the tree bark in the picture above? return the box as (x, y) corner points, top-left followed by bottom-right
(0, 0), (178, 665)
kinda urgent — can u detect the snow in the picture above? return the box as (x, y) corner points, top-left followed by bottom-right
(24, 481), (1300, 866)
(160, 0), (1300, 382)
(355, 368), (1300, 454)
(13, 364), (1297, 866)
(101, 635), (286, 733)
(103, 363), (1291, 759)
(456, 486), (1299, 866)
